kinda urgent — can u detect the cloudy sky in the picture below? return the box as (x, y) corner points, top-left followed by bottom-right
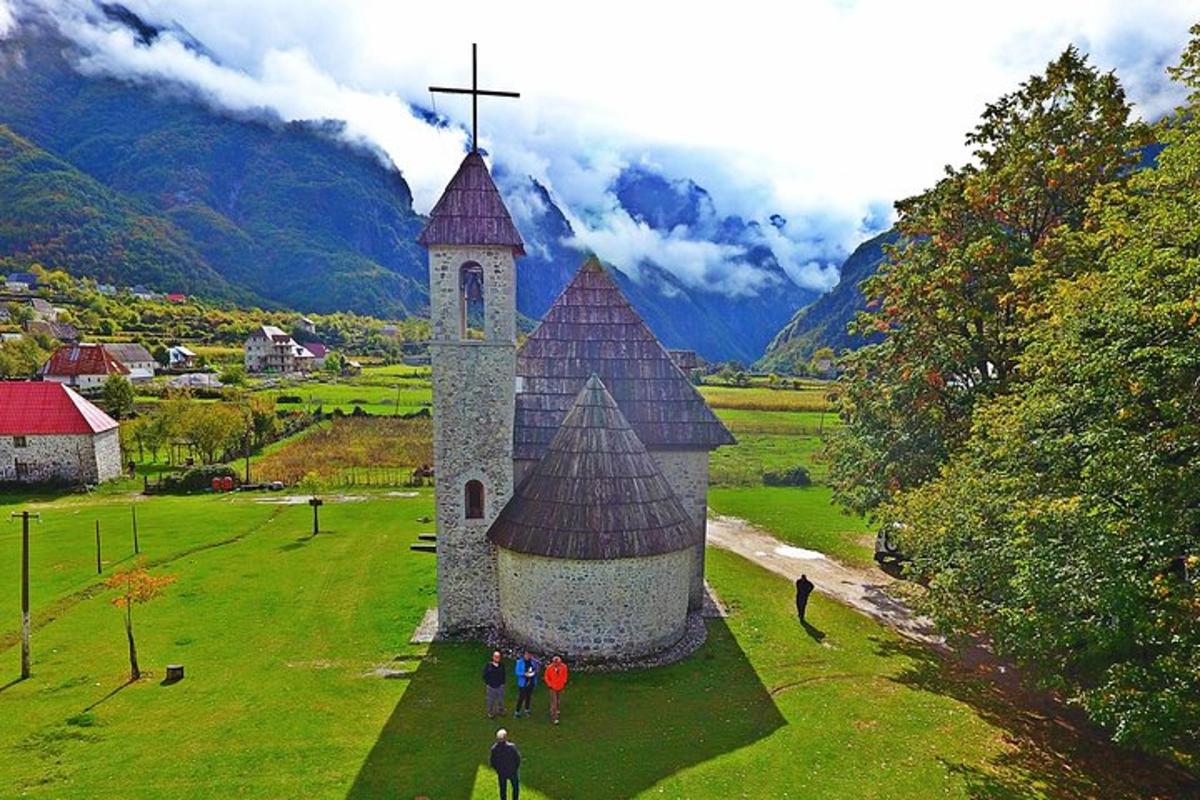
(4, 0), (1199, 295)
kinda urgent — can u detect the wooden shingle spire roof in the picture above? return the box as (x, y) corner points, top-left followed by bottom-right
(488, 375), (700, 560)
(514, 256), (735, 460)
(417, 151), (525, 255)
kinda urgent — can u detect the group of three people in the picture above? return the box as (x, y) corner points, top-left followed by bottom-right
(482, 649), (569, 724)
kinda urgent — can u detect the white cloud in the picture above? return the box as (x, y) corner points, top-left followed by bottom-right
(0, 0), (14, 36)
(6, 0), (1200, 297)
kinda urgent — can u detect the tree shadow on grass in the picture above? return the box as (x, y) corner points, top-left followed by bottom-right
(346, 618), (786, 799)
(873, 637), (1199, 800)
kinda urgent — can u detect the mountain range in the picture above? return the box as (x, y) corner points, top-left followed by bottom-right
(0, 9), (831, 364)
(756, 230), (896, 372)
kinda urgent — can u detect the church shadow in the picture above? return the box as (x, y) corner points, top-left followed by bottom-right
(871, 637), (1200, 800)
(346, 617), (786, 799)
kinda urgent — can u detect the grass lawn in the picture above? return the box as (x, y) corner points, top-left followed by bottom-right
(0, 490), (1185, 798)
(709, 486), (875, 566)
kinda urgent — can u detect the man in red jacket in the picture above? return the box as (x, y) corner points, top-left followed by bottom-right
(543, 656), (569, 725)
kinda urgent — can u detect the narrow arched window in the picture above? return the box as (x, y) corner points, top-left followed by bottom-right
(459, 262), (485, 339)
(465, 480), (485, 520)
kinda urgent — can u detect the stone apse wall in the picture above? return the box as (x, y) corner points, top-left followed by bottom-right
(496, 547), (693, 660)
(513, 449), (711, 611)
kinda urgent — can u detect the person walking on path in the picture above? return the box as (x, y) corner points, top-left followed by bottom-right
(490, 728), (521, 800)
(543, 656), (569, 725)
(795, 574), (815, 622)
(513, 650), (540, 718)
(483, 650), (507, 719)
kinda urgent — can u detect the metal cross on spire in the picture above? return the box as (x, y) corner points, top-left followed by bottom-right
(429, 43), (520, 153)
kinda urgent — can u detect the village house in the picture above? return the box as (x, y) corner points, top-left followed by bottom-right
(29, 297), (57, 321)
(168, 345), (197, 369)
(300, 341), (328, 369)
(40, 343), (130, 392)
(0, 382), (121, 484)
(3, 271), (38, 292)
(102, 342), (157, 382)
(25, 320), (80, 343)
(244, 325), (315, 374)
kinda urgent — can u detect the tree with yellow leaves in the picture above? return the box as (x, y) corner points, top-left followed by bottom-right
(105, 561), (177, 681)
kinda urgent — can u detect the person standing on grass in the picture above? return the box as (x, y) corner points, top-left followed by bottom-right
(795, 574), (815, 622)
(543, 655), (569, 725)
(483, 650), (507, 719)
(513, 650), (540, 718)
(490, 728), (521, 800)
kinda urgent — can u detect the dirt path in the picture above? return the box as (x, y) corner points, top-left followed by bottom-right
(706, 514), (942, 646)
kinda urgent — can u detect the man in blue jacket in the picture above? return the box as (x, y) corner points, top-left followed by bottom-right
(513, 650), (540, 718)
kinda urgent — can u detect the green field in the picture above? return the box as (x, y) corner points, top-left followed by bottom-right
(0, 489), (1177, 798)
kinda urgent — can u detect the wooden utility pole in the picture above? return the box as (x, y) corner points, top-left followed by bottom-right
(131, 505), (140, 555)
(11, 511), (40, 680)
(95, 520), (102, 575)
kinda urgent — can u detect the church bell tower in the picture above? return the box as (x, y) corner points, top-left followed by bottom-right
(418, 150), (523, 634)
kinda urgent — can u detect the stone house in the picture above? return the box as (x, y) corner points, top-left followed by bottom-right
(244, 325), (315, 374)
(0, 381), (121, 484)
(41, 343), (130, 392)
(102, 343), (157, 382)
(420, 151), (733, 660)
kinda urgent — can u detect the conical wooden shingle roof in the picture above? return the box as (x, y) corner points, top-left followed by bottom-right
(417, 151), (525, 255)
(489, 375), (700, 560)
(514, 257), (735, 460)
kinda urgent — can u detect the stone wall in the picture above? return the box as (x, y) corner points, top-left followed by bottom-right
(93, 429), (122, 482)
(0, 430), (120, 484)
(429, 245), (517, 634)
(496, 547), (692, 660)
(649, 449), (710, 610)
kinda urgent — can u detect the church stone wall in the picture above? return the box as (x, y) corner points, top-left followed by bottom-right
(496, 548), (692, 660)
(649, 449), (710, 610)
(429, 245), (517, 635)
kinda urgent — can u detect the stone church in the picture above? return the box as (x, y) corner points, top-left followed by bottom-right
(419, 151), (734, 660)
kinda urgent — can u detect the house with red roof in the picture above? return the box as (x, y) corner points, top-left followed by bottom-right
(0, 382), (122, 484)
(40, 343), (130, 392)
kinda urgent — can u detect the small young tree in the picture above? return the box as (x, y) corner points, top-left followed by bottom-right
(105, 562), (177, 681)
(101, 374), (136, 420)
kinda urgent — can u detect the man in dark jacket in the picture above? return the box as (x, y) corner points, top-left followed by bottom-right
(490, 728), (521, 800)
(795, 574), (815, 622)
(483, 650), (507, 718)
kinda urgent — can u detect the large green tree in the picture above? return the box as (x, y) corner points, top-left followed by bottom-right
(830, 48), (1142, 514)
(869, 33), (1200, 758)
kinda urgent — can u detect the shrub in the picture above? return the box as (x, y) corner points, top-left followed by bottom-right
(762, 465), (811, 487)
(277, 395), (304, 404)
(155, 464), (237, 493)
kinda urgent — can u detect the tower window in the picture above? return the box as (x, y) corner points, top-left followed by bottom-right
(459, 262), (485, 339)
(465, 480), (485, 519)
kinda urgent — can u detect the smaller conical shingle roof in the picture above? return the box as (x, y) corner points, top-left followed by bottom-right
(488, 374), (700, 560)
(417, 151), (525, 255)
